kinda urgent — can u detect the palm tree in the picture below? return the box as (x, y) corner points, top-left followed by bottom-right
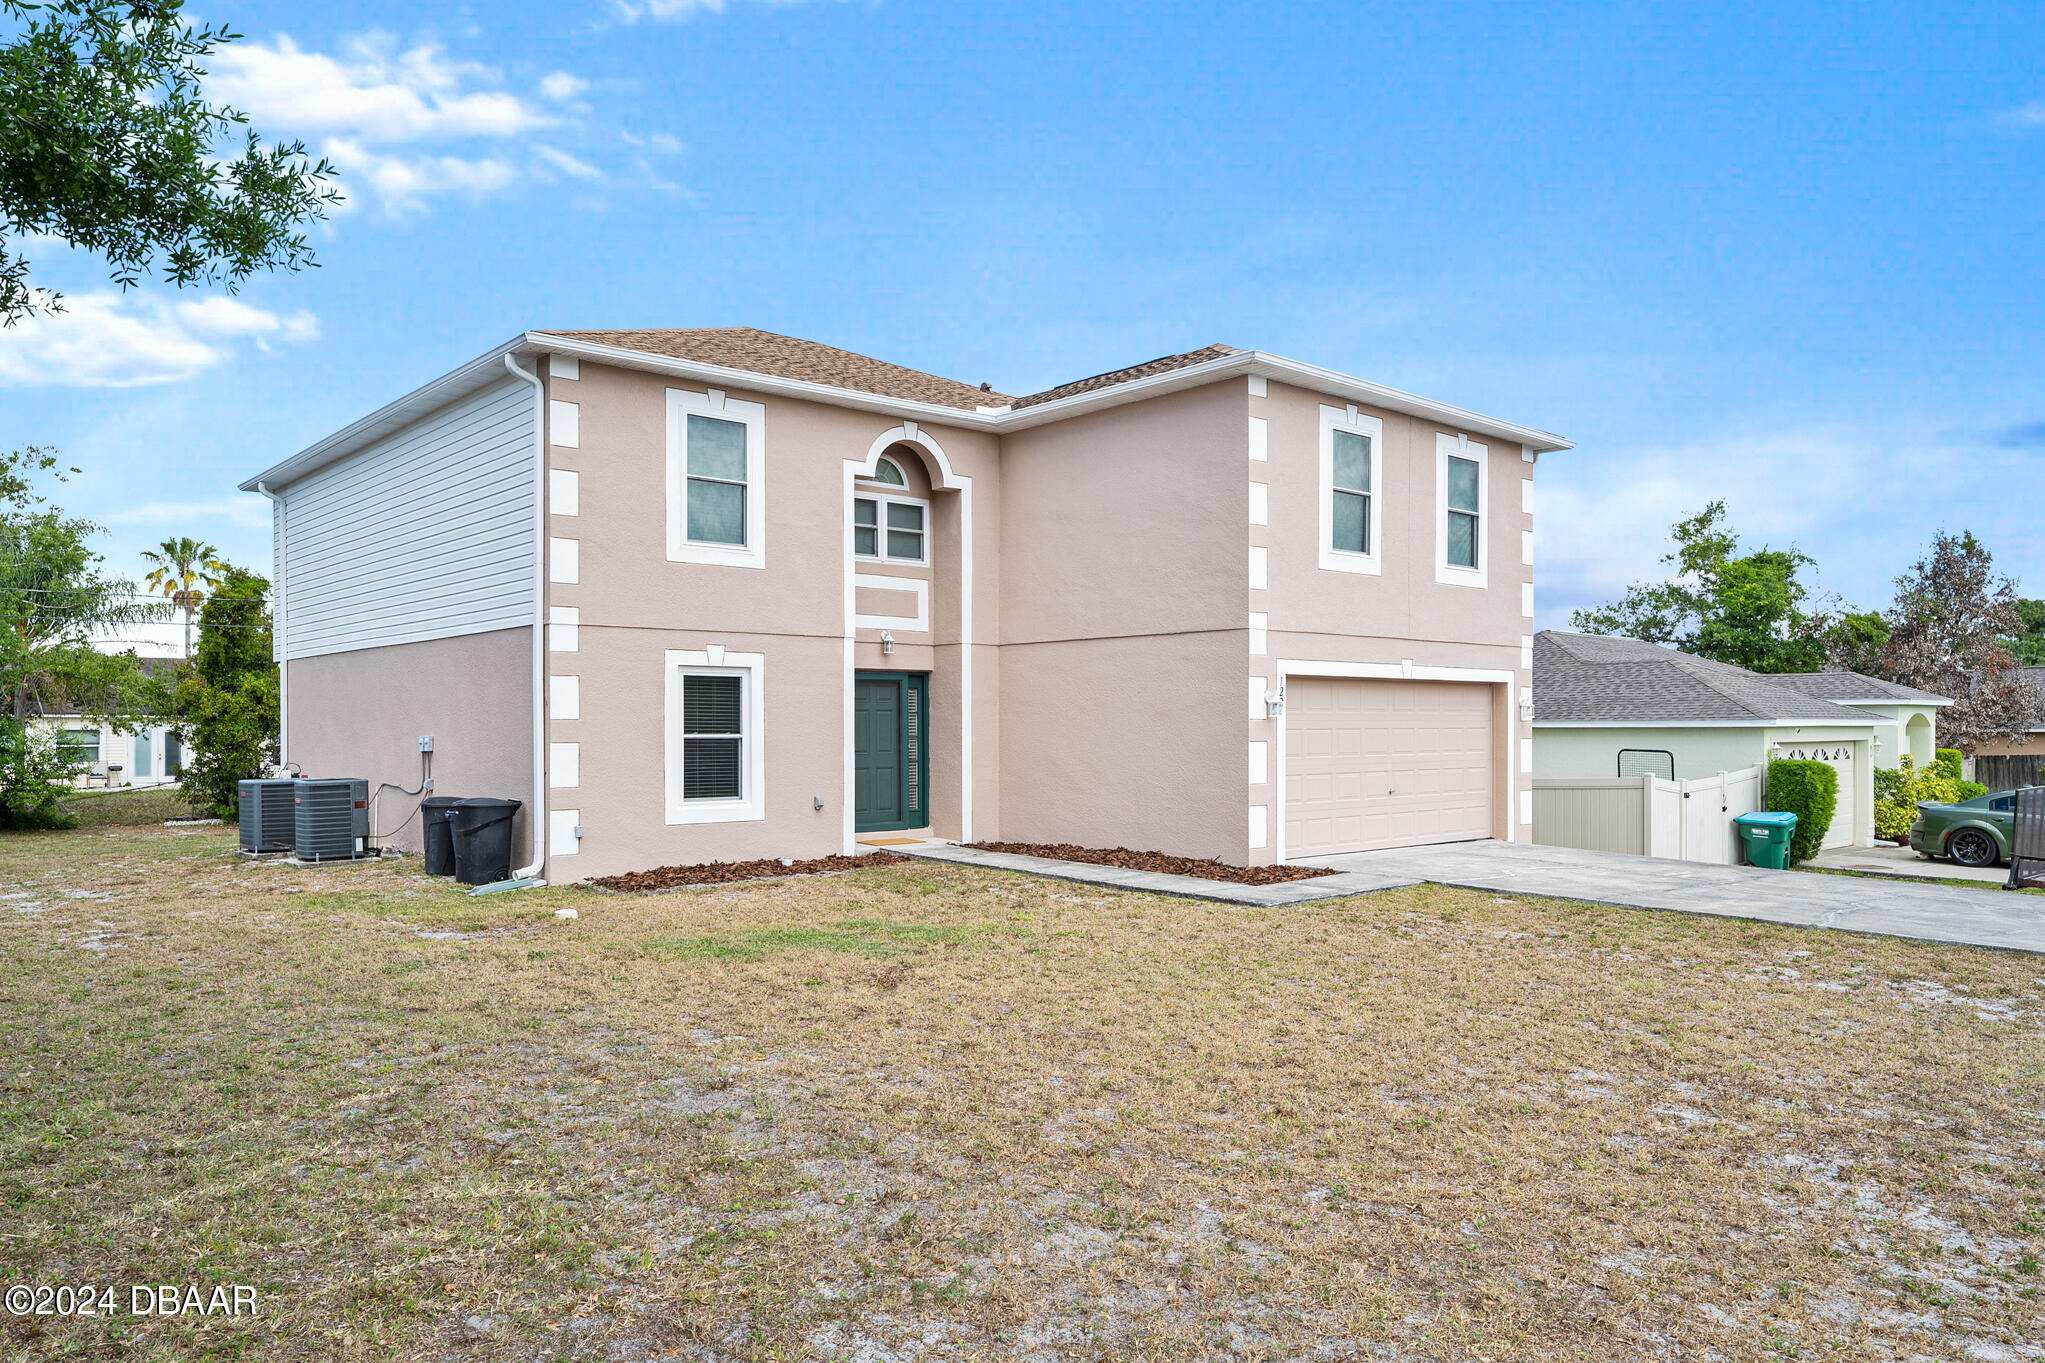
(140, 537), (225, 658)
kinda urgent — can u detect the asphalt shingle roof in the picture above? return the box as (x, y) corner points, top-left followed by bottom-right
(538, 328), (1014, 411)
(1762, 671), (1949, 704)
(1534, 632), (1888, 725)
(1007, 345), (1241, 410)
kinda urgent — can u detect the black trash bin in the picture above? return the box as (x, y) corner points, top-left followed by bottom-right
(449, 797), (522, 886)
(421, 796), (462, 875)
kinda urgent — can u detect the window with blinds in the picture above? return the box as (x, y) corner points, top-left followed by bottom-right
(682, 673), (743, 800)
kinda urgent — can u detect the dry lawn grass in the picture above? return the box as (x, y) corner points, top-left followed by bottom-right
(0, 826), (2041, 1362)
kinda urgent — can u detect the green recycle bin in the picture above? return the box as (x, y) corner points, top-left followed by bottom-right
(1733, 810), (1799, 869)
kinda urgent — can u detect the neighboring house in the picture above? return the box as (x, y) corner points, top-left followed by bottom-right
(1532, 631), (1949, 850)
(240, 329), (1569, 881)
(25, 662), (186, 789)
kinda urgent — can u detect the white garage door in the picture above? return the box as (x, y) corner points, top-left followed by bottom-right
(1285, 678), (1495, 858)
(1772, 740), (1858, 849)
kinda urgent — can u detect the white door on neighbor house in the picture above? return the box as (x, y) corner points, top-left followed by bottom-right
(1284, 677), (1495, 858)
(1772, 741), (1859, 849)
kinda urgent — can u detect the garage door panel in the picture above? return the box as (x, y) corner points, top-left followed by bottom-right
(1771, 741), (1858, 849)
(1285, 678), (1496, 858)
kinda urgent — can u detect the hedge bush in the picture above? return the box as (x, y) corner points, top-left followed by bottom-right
(1935, 748), (1964, 782)
(1872, 755), (1960, 841)
(1766, 758), (1838, 864)
(1956, 779), (1989, 802)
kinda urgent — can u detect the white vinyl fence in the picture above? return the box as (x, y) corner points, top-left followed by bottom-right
(1533, 765), (1765, 865)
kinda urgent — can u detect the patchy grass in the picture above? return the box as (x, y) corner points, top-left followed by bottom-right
(1, 827), (2041, 1361)
(54, 785), (203, 827)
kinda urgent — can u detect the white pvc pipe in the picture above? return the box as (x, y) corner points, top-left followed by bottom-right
(503, 352), (548, 880)
(255, 482), (288, 771)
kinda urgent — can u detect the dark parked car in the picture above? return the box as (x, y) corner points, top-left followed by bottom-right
(1909, 791), (2017, 867)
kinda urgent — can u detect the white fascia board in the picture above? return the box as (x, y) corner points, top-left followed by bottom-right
(242, 333), (1576, 492)
(1533, 718), (1880, 729)
(1830, 696), (1956, 707)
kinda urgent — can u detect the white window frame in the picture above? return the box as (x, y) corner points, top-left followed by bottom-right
(1434, 432), (1488, 588)
(865, 455), (909, 488)
(666, 388), (766, 569)
(1318, 404), (1383, 576)
(664, 649), (766, 824)
(852, 492), (930, 566)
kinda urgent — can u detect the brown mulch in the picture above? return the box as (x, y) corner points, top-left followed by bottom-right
(592, 851), (907, 892)
(965, 841), (1336, 884)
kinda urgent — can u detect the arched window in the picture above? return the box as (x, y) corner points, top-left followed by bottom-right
(868, 456), (907, 487)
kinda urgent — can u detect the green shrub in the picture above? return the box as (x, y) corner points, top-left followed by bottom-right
(1873, 756), (1962, 841)
(1873, 766), (1902, 807)
(1955, 779), (1989, 802)
(1766, 758), (1838, 864)
(1934, 748), (1963, 782)
(0, 721), (82, 830)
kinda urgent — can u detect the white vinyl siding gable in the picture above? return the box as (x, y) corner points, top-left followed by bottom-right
(274, 377), (535, 659)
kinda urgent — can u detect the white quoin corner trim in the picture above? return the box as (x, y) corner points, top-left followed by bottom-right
(843, 425), (973, 854)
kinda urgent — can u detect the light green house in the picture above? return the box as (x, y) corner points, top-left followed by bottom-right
(1533, 632), (1949, 851)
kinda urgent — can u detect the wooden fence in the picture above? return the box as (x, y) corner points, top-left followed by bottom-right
(1532, 765), (1766, 865)
(1974, 754), (2045, 792)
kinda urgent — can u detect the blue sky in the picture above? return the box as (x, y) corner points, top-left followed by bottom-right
(4, 0), (2041, 652)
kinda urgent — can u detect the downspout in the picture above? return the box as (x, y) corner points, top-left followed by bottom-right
(504, 352), (548, 882)
(255, 482), (288, 771)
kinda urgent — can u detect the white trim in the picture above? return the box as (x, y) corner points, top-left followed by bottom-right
(546, 605), (579, 652)
(1532, 718), (1882, 729)
(1248, 545), (1267, 591)
(859, 454), (910, 488)
(844, 426), (972, 853)
(1248, 611), (1267, 656)
(1434, 433), (1488, 588)
(852, 490), (931, 565)
(503, 354), (549, 881)
(1519, 790), (1533, 825)
(549, 742), (579, 789)
(1249, 740), (1268, 785)
(853, 572), (930, 631)
(549, 808), (581, 855)
(1519, 635), (1534, 671)
(549, 674), (580, 721)
(1521, 477), (1534, 517)
(548, 536), (579, 584)
(665, 649), (766, 824)
(1521, 529), (1534, 566)
(1823, 696), (1957, 708)
(548, 399), (580, 448)
(550, 355), (578, 381)
(1249, 804), (1268, 850)
(241, 335), (1570, 495)
(1248, 481), (1268, 526)
(1248, 415), (1268, 462)
(1248, 374), (1267, 398)
(1521, 583), (1535, 618)
(666, 387), (767, 569)
(1318, 404), (1383, 576)
(549, 468), (579, 517)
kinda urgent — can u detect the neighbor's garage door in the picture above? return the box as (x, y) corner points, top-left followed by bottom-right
(1285, 678), (1495, 858)
(1772, 740), (1858, 849)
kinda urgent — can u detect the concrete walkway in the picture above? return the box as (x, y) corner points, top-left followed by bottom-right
(893, 842), (1418, 906)
(1303, 840), (2044, 954)
(1806, 842), (2006, 885)
(890, 839), (2045, 954)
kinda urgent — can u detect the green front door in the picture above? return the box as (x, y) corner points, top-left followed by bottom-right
(855, 672), (927, 832)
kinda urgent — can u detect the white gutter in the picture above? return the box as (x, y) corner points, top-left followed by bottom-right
(254, 482), (288, 770)
(503, 354), (547, 882)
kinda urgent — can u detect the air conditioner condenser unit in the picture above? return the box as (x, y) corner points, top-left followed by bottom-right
(292, 778), (371, 861)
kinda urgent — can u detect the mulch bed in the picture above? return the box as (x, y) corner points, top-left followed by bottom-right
(964, 842), (1336, 885)
(592, 851), (907, 893)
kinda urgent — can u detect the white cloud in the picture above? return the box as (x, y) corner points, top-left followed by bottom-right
(612, 0), (851, 21)
(208, 33), (551, 142)
(0, 292), (319, 387)
(321, 138), (520, 217)
(102, 498), (273, 532)
(533, 145), (605, 182)
(540, 71), (589, 102)
(2010, 102), (2045, 127)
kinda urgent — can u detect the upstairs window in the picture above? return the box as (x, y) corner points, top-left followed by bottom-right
(869, 456), (907, 487)
(666, 389), (766, 568)
(1434, 433), (1489, 586)
(853, 494), (927, 565)
(1332, 430), (1372, 555)
(685, 415), (748, 546)
(1318, 405), (1384, 576)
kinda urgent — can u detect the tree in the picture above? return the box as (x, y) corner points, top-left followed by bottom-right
(1, 0), (339, 322)
(1570, 501), (1828, 673)
(2006, 599), (2045, 667)
(156, 566), (274, 817)
(140, 535), (222, 657)
(1820, 610), (1892, 677)
(1879, 531), (2041, 750)
(0, 449), (160, 825)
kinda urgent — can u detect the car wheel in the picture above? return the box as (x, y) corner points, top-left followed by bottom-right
(1947, 828), (2000, 868)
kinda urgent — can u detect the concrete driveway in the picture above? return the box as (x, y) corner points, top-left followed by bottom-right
(1301, 840), (2045, 955)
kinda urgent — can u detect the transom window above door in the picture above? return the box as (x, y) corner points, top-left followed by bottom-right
(853, 493), (927, 564)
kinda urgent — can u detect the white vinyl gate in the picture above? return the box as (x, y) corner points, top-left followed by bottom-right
(1533, 765), (1766, 864)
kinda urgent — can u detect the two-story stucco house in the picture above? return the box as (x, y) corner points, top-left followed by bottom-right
(240, 329), (1569, 882)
